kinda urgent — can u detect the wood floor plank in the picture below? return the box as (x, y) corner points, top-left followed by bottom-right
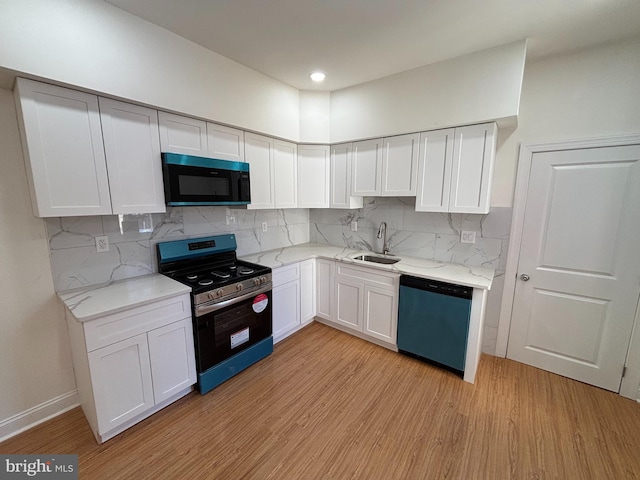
(2, 321), (640, 479)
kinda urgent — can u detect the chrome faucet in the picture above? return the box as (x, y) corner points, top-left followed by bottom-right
(377, 221), (390, 255)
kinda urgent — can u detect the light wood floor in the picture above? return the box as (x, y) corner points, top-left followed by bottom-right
(3, 322), (640, 479)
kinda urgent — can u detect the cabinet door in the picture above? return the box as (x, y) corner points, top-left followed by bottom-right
(381, 133), (420, 196)
(330, 143), (363, 209)
(14, 78), (112, 217)
(449, 123), (497, 214)
(363, 284), (398, 345)
(245, 133), (276, 209)
(298, 145), (330, 208)
(99, 98), (166, 214)
(88, 333), (154, 434)
(300, 259), (316, 323)
(158, 112), (208, 156)
(147, 318), (197, 404)
(316, 259), (335, 320)
(334, 276), (363, 332)
(415, 128), (455, 212)
(206, 123), (245, 162)
(274, 139), (298, 208)
(273, 280), (300, 343)
(351, 138), (383, 196)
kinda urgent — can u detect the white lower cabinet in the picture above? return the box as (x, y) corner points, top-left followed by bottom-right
(299, 259), (316, 323)
(363, 284), (397, 344)
(328, 262), (399, 349)
(272, 260), (316, 343)
(335, 276), (363, 331)
(65, 293), (196, 443)
(88, 333), (154, 434)
(316, 259), (335, 320)
(273, 264), (301, 342)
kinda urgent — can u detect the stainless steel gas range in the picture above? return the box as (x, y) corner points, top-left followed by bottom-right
(157, 234), (273, 394)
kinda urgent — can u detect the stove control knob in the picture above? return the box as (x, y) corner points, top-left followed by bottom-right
(207, 292), (214, 300)
(216, 289), (224, 297)
(253, 278), (261, 287)
(236, 283), (244, 292)
(260, 276), (267, 284)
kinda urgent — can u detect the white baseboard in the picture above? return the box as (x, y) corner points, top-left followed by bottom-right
(0, 390), (79, 443)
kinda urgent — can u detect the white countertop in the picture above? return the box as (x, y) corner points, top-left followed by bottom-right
(59, 274), (191, 322)
(241, 243), (495, 290)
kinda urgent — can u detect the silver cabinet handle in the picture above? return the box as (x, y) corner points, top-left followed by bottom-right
(520, 274), (530, 281)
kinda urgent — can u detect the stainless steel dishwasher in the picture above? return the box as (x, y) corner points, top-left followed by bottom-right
(397, 275), (472, 374)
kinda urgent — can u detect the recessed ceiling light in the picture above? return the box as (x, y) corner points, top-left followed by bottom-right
(309, 72), (326, 82)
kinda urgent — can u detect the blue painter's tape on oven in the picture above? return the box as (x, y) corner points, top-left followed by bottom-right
(198, 336), (274, 394)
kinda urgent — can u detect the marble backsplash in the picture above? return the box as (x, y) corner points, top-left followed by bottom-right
(46, 198), (512, 355)
(310, 198), (513, 355)
(46, 207), (310, 292)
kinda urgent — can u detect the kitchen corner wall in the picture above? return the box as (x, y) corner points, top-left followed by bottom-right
(310, 199), (512, 355)
(46, 208), (310, 292)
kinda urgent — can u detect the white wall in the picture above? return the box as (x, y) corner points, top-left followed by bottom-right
(0, 89), (77, 441)
(0, 0), (300, 140)
(329, 41), (526, 143)
(299, 91), (331, 143)
(491, 37), (640, 206)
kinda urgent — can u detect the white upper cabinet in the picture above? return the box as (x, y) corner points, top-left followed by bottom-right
(416, 128), (455, 212)
(158, 112), (244, 162)
(206, 123), (244, 162)
(416, 123), (497, 214)
(352, 134), (418, 197)
(14, 78), (112, 217)
(449, 123), (497, 213)
(351, 138), (383, 196)
(381, 133), (420, 196)
(274, 139), (298, 208)
(158, 112), (208, 156)
(245, 134), (299, 210)
(245, 132), (276, 209)
(297, 145), (330, 208)
(330, 143), (363, 209)
(99, 98), (165, 214)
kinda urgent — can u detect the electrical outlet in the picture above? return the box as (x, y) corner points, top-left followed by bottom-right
(350, 220), (357, 232)
(461, 230), (476, 244)
(225, 208), (236, 225)
(262, 222), (268, 232)
(95, 235), (109, 252)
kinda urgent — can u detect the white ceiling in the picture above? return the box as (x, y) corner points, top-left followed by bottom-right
(105, 0), (640, 91)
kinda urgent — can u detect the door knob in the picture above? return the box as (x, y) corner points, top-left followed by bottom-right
(520, 274), (530, 281)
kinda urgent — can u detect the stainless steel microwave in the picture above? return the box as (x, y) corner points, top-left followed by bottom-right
(162, 153), (251, 206)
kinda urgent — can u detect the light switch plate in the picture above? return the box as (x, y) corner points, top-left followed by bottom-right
(262, 222), (268, 232)
(350, 221), (357, 232)
(95, 235), (109, 252)
(461, 231), (476, 244)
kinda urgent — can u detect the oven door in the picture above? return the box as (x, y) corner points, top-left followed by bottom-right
(193, 285), (272, 373)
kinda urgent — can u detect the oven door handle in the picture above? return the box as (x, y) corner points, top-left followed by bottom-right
(195, 284), (272, 317)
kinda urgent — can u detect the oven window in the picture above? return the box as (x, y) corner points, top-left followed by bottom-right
(178, 174), (231, 196)
(195, 291), (272, 373)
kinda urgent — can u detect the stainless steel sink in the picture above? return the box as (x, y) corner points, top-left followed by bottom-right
(352, 254), (400, 265)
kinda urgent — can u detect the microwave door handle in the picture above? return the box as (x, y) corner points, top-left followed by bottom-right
(195, 283), (272, 317)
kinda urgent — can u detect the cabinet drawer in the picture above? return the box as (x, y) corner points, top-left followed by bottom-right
(336, 264), (398, 288)
(84, 294), (191, 352)
(272, 263), (300, 287)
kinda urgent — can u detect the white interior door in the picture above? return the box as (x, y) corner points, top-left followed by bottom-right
(507, 144), (640, 392)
